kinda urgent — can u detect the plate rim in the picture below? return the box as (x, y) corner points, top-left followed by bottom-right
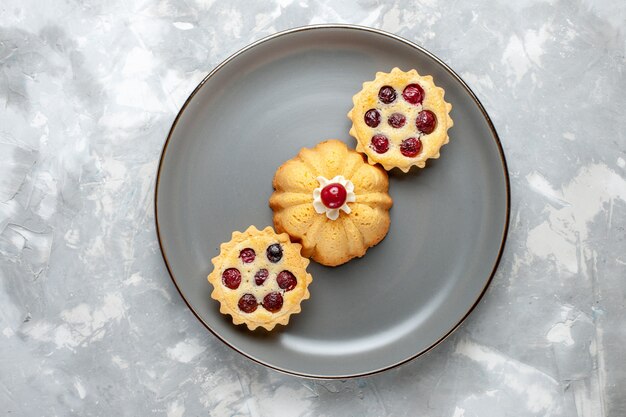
(154, 23), (511, 379)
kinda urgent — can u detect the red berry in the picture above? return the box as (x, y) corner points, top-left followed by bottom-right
(221, 268), (241, 289)
(238, 294), (258, 313)
(416, 110), (437, 134)
(378, 86), (396, 104)
(400, 137), (422, 157)
(388, 113), (406, 128)
(277, 271), (297, 291)
(364, 109), (381, 127)
(320, 183), (347, 209)
(262, 292), (283, 312)
(370, 135), (389, 154)
(239, 248), (255, 263)
(402, 84), (424, 105)
(254, 269), (269, 285)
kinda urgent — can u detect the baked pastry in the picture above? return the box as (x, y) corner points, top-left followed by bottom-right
(348, 67), (453, 172)
(207, 225), (312, 330)
(270, 140), (392, 266)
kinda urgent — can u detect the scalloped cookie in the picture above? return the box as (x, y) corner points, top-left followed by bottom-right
(270, 140), (392, 267)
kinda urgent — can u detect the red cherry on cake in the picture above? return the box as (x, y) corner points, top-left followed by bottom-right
(262, 292), (283, 312)
(388, 113), (406, 128)
(416, 110), (437, 134)
(277, 271), (297, 291)
(378, 86), (396, 104)
(238, 294), (258, 313)
(402, 84), (425, 105)
(239, 248), (255, 263)
(364, 109), (381, 127)
(371, 134), (389, 154)
(320, 183), (347, 209)
(400, 138), (422, 157)
(222, 268), (241, 289)
(254, 269), (269, 285)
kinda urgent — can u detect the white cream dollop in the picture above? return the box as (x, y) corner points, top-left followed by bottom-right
(312, 175), (356, 221)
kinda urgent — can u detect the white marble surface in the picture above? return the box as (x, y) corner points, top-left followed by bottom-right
(1, 0), (625, 416)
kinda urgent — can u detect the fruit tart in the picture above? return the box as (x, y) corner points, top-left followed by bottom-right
(208, 225), (312, 330)
(348, 67), (453, 172)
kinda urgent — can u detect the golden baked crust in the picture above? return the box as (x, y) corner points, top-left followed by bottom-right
(207, 225), (312, 330)
(270, 140), (392, 266)
(348, 67), (453, 172)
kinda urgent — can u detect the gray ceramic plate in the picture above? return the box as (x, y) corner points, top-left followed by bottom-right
(155, 25), (509, 378)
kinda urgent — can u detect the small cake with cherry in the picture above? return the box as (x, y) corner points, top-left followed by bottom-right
(207, 225), (312, 330)
(270, 140), (392, 266)
(348, 67), (453, 172)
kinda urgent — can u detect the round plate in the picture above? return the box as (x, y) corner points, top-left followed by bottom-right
(155, 25), (509, 378)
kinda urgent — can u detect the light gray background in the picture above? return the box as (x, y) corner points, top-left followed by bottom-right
(1, 0), (624, 416)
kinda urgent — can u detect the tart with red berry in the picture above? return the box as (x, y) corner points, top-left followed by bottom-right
(270, 140), (392, 266)
(207, 225), (312, 330)
(348, 67), (453, 172)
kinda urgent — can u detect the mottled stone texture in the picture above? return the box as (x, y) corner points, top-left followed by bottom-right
(1, 0), (624, 416)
